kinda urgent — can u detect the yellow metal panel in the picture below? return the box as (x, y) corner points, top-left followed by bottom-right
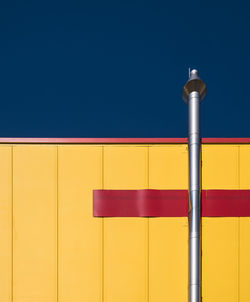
(104, 145), (148, 190)
(149, 144), (188, 189)
(149, 218), (188, 302)
(149, 145), (188, 302)
(58, 146), (102, 302)
(238, 146), (250, 301)
(13, 146), (57, 302)
(202, 145), (240, 302)
(202, 218), (238, 302)
(202, 145), (238, 189)
(103, 146), (148, 302)
(104, 218), (148, 301)
(239, 145), (250, 189)
(0, 146), (12, 302)
(239, 218), (250, 302)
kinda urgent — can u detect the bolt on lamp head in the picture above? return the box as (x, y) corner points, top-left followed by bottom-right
(182, 69), (206, 103)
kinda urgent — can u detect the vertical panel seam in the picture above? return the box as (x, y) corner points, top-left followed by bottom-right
(237, 145), (240, 302)
(11, 145), (13, 302)
(238, 145), (240, 189)
(102, 145), (104, 302)
(147, 145), (149, 302)
(201, 144), (203, 301)
(147, 145), (149, 189)
(235, 216), (240, 302)
(238, 217), (240, 302)
(56, 146), (59, 302)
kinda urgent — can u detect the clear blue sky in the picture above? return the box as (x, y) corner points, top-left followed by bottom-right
(0, 1), (249, 137)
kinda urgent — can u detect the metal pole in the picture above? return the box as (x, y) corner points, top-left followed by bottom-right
(182, 69), (206, 302)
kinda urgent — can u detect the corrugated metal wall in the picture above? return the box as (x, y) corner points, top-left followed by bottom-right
(0, 144), (249, 302)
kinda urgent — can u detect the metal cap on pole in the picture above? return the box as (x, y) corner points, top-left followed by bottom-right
(182, 69), (206, 302)
(182, 69), (206, 103)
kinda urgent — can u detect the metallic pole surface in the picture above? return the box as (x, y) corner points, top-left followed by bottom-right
(182, 69), (206, 302)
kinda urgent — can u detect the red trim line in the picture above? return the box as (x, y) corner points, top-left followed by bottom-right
(0, 137), (187, 144)
(202, 138), (250, 144)
(93, 189), (250, 217)
(0, 137), (250, 144)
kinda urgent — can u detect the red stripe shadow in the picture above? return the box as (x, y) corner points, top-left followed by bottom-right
(93, 189), (250, 217)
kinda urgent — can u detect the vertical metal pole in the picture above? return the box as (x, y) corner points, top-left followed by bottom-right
(182, 69), (206, 302)
(188, 90), (201, 302)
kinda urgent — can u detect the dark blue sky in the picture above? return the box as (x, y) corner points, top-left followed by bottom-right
(0, 1), (249, 137)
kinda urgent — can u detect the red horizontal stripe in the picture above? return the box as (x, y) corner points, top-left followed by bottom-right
(93, 190), (188, 217)
(93, 190), (250, 217)
(202, 190), (250, 217)
(0, 137), (250, 144)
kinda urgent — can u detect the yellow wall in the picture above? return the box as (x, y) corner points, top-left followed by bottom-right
(0, 143), (249, 302)
(202, 145), (250, 302)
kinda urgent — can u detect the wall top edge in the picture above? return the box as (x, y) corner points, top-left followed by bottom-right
(0, 138), (250, 144)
